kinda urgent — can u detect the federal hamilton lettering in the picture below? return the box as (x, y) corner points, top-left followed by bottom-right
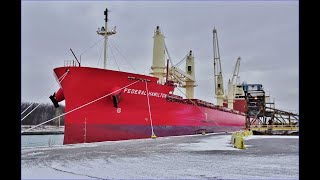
(123, 88), (167, 98)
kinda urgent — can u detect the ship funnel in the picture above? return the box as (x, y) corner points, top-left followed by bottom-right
(150, 26), (166, 83)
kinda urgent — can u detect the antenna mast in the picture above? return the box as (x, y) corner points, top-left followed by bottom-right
(97, 8), (116, 69)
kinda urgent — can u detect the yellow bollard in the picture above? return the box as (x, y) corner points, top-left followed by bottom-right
(235, 132), (239, 137)
(151, 133), (157, 139)
(234, 135), (246, 149)
(231, 130), (253, 149)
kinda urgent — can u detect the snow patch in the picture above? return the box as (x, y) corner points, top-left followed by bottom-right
(245, 135), (299, 140)
(178, 134), (240, 151)
(22, 166), (96, 179)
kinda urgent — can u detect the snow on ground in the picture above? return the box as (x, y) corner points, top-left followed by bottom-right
(22, 134), (299, 179)
(178, 133), (240, 151)
(22, 167), (96, 179)
(245, 135), (299, 140)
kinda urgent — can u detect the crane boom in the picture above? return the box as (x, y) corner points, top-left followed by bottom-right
(227, 57), (241, 109)
(231, 57), (241, 84)
(212, 27), (224, 106)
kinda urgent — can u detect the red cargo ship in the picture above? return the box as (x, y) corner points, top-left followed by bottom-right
(50, 8), (246, 145)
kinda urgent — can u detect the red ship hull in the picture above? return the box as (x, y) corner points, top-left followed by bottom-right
(53, 66), (245, 145)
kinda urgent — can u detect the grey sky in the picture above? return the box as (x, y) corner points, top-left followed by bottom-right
(21, 1), (299, 113)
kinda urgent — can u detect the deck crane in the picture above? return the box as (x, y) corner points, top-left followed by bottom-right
(212, 27), (224, 106)
(170, 50), (196, 99)
(227, 57), (241, 109)
(150, 26), (196, 98)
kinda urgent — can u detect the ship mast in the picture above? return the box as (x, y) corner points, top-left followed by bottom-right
(150, 26), (166, 83)
(97, 8), (117, 69)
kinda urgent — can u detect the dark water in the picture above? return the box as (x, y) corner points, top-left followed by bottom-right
(21, 134), (64, 147)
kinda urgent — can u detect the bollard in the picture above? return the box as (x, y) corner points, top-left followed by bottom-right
(230, 131), (249, 149)
(234, 135), (246, 149)
(151, 133), (157, 139)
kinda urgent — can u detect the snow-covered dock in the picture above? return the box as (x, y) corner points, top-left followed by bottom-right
(21, 133), (298, 179)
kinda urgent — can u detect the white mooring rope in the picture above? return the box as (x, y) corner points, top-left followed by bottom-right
(21, 103), (35, 115)
(21, 103), (41, 121)
(21, 80), (140, 133)
(21, 71), (69, 115)
(21, 71), (69, 121)
(145, 81), (156, 138)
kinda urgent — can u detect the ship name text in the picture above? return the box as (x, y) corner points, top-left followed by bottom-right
(123, 88), (167, 98)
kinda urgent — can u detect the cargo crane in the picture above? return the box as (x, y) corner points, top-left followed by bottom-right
(212, 28), (224, 106)
(150, 26), (196, 98)
(170, 50), (197, 99)
(226, 57), (241, 109)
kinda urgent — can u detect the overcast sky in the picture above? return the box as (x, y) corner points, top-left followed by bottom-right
(21, 1), (299, 114)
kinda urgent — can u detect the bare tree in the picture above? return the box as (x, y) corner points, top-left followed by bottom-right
(21, 102), (65, 126)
